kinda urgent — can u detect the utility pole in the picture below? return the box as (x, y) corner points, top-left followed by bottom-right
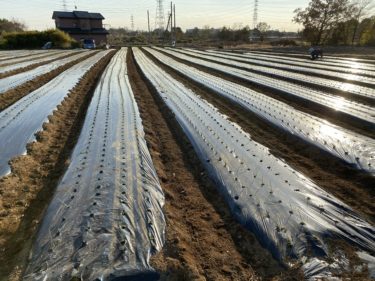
(147, 10), (151, 44)
(131, 14), (134, 31)
(173, 4), (176, 46)
(170, 2), (173, 34)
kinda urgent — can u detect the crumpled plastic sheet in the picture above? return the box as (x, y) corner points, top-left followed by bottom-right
(205, 49), (375, 78)
(0, 51), (90, 93)
(24, 48), (165, 281)
(0, 50), (112, 176)
(134, 48), (375, 279)
(145, 47), (375, 173)
(0, 50), (63, 70)
(234, 50), (375, 72)
(184, 49), (375, 86)
(0, 50), (78, 74)
(159, 47), (375, 125)
(202, 50), (375, 100)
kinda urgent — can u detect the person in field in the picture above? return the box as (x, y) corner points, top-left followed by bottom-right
(309, 46), (323, 60)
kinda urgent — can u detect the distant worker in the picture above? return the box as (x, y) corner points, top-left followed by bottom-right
(309, 46), (323, 60)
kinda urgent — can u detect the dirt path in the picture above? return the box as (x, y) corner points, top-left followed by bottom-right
(142, 48), (375, 225)
(127, 48), (304, 280)
(157, 49), (375, 139)
(0, 52), (98, 111)
(0, 50), (115, 281)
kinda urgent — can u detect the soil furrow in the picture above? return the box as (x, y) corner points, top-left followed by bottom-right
(0, 50), (115, 281)
(142, 47), (375, 224)
(127, 48), (304, 280)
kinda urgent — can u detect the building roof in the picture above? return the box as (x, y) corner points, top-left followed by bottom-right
(52, 11), (105, 20)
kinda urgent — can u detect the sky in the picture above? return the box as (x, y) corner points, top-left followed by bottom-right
(0, 0), (311, 32)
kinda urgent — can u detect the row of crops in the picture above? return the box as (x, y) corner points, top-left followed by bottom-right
(0, 47), (373, 280)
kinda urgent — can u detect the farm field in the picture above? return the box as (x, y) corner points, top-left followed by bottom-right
(0, 47), (374, 281)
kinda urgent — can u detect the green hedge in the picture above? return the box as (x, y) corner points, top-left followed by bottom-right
(0, 29), (79, 49)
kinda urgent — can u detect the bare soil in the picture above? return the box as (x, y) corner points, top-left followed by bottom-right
(0, 50), (115, 281)
(0, 46), (372, 280)
(142, 47), (375, 224)
(0, 51), (98, 111)
(127, 48), (304, 280)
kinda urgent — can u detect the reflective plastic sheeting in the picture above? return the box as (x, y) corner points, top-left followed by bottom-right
(183, 48), (375, 86)
(0, 50), (64, 71)
(246, 50), (375, 67)
(145, 48), (375, 173)
(206, 49), (375, 78)
(134, 48), (375, 279)
(0, 50), (78, 74)
(146, 47), (375, 173)
(24, 48), (165, 281)
(237, 50), (375, 72)
(159, 47), (375, 125)
(203, 50), (375, 100)
(0, 50), (112, 176)
(0, 51), (90, 93)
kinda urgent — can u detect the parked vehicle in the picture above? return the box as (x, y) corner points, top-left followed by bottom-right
(82, 39), (96, 49)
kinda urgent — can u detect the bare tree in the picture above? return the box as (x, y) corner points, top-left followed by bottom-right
(293, 0), (353, 45)
(351, 0), (375, 45)
(255, 22), (270, 41)
(0, 18), (26, 33)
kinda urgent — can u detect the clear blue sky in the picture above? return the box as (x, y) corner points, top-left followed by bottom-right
(1, 0), (310, 31)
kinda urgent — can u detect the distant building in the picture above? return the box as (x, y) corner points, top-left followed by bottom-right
(52, 11), (108, 44)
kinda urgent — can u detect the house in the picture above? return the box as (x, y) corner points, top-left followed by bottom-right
(52, 11), (109, 45)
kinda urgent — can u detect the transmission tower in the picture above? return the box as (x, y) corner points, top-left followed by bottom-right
(155, 0), (165, 33)
(62, 0), (68, 11)
(131, 15), (134, 31)
(252, 0), (259, 29)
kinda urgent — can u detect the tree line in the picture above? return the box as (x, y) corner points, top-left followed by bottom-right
(294, 0), (375, 46)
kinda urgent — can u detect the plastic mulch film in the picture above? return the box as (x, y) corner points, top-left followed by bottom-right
(183, 48), (375, 86)
(134, 48), (375, 279)
(0, 50), (80, 75)
(203, 49), (375, 100)
(245, 50), (375, 66)
(160, 47), (375, 124)
(0, 49), (64, 70)
(146, 47), (375, 174)
(0, 50), (90, 93)
(0, 50), (112, 176)
(24, 48), (165, 281)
